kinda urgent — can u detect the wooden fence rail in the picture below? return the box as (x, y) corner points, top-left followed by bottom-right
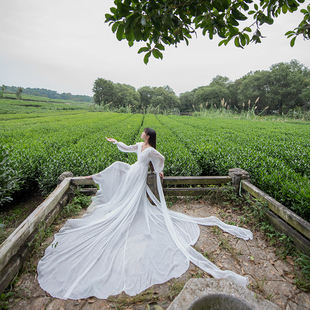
(163, 176), (231, 196)
(0, 169), (309, 295)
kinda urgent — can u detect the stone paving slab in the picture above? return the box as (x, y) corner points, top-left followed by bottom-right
(3, 198), (310, 310)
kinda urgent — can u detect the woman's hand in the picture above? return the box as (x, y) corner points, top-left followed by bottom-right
(106, 137), (117, 143)
(159, 172), (164, 179)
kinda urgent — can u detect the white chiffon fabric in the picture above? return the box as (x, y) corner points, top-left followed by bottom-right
(37, 142), (253, 300)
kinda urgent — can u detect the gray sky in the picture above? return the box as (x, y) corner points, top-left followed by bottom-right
(0, 0), (308, 97)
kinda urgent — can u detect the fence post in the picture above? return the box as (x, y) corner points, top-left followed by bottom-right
(147, 172), (162, 201)
(229, 168), (250, 193)
(58, 171), (75, 200)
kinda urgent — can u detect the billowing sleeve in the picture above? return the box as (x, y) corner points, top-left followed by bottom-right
(149, 148), (165, 173)
(114, 142), (138, 153)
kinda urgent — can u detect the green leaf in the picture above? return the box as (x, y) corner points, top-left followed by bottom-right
(118, 3), (133, 16)
(265, 16), (274, 25)
(234, 36), (240, 47)
(155, 43), (165, 51)
(105, 14), (115, 22)
(232, 8), (247, 21)
(240, 33), (246, 46)
(228, 16), (239, 26)
(125, 28), (134, 41)
(243, 33), (250, 44)
(116, 24), (124, 41)
(220, 0), (230, 10)
(133, 27), (143, 41)
(110, 7), (117, 15)
(290, 36), (296, 47)
(152, 48), (163, 59)
(228, 25), (239, 36)
(124, 13), (138, 29)
(111, 22), (119, 33)
(143, 51), (151, 64)
(138, 46), (150, 54)
(219, 39), (228, 46)
(151, 16), (161, 31)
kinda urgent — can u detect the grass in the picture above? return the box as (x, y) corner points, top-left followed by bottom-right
(193, 104), (310, 122)
(294, 252), (310, 291)
(167, 280), (186, 301)
(60, 191), (91, 218)
(107, 288), (163, 310)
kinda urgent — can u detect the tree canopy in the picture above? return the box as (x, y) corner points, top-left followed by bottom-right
(105, 0), (309, 63)
(92, 60), (310, 114)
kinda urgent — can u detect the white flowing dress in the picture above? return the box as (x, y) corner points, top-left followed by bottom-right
(37, 142), (253, 300)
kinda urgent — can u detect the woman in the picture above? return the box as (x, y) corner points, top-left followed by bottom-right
(37, 128), (253, 300)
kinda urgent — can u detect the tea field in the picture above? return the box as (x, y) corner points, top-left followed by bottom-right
(1, 110), (310, 222)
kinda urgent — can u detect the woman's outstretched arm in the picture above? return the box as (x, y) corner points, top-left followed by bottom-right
(106, 137), (117, 143)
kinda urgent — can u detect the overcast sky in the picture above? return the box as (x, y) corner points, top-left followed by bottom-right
(0, 0), (308, 97)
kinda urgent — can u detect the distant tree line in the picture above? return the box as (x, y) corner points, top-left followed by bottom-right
(93, 59), (310, 114)
(92, 78), (179, 113)
(1, 86), (94, 103)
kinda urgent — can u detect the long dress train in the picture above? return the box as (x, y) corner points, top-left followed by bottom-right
(37, 142), (253, 300)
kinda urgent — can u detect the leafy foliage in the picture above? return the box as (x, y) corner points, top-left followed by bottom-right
(286, 4), (310, 46)
(157, 114), (310, 221)
(1, 111), (310, 222)
(105, 0), (308, 63)
(0, 146), (20, 206)
(15, 87), (23, 100)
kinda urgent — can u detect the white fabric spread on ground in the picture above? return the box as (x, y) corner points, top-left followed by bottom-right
(37, 142), (253, 300)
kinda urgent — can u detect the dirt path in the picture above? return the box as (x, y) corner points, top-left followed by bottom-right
(3, 197), (310, 310)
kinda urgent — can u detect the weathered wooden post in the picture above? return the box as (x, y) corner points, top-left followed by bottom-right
(228, 168), (250, 194)
(147, 172), (162, 201)
(58, 171), (75, 200)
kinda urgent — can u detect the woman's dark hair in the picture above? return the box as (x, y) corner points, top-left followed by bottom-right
(144, 128), (156, 172)
(144, 128), (156, 149)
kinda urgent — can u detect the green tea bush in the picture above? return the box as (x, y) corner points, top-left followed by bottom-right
(0, 146), (20, 206)
(157, 115), (310, 221)
(1, 111), (310, 222)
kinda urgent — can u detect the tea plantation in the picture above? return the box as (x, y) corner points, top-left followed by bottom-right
(1, 110), (309, 222)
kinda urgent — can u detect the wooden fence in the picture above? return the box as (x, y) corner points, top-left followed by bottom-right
(0, 169), (309, 295)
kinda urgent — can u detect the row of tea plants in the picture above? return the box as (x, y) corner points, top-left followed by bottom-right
(156, 115), (310, 221)
(1, 112), (309, 222)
